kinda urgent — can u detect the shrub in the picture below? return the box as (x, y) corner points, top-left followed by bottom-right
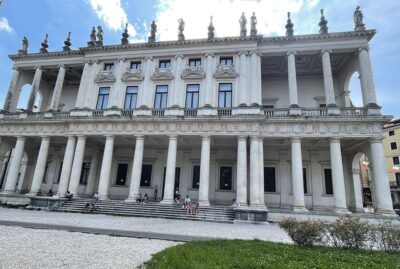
(377, 221), (400, 252)
(279, 218), (325, 246)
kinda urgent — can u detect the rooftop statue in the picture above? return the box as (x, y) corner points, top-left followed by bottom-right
(87, 26), (96, 47)
(121, 23), (129, 45)
(239, 12), (247, 37)
(178, 18), (185, 41)
(63, 32), (72, 52)
(250, 12), (257, 37)
(18, 36), (28, 55)
(148, 20), (157, 43)
(208, 16), (215, 40)
(285, 12), (294, 37)
(354, 6), (365, 31)
(319, 9), (328, 34)
(39, 33), (49, 53)
(96, 26), (104, 46)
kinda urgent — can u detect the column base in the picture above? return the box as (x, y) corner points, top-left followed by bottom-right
(327, 106), (340, 116)
(0, 190), (16, 195)
(98, 195), (109, 200)
(249, 203), (268, 210)
(289, 107), (301, 116)
(293, 205), (308, 212)
(198, 200), (210, 207)
(125, 197), (138, 203)
(375, 208), (397, 216)
(334, 207), (351, 214)
(25, 192), (38, 197)
(160, 198), (174, 204)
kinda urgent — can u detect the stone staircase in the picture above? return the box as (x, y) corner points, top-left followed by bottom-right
(56, 198), (235, 223)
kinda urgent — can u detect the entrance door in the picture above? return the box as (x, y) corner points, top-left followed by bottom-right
(115, 163), (128, 186)
(161, 167), (181, 198)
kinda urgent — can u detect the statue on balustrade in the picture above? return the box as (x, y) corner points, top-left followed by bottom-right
(178, 18), (185, 41)
(353, 6), (365, 31)
(96, 26), (104, 46)
(250, 12), (257, 37)
(208, 16), (215, 40)
(239, 12), (247, 37)
(148, 20), (157, 43)
(18, 36), (29, 55)
(87, 27), (96, 47)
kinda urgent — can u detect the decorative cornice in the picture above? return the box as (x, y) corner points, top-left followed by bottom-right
(151, 67), (174, 81)
(213, 64), (238, 79)
(181, 66), (205, 80)
(94, 71), (116, 83)
(121, 69), (144, 82)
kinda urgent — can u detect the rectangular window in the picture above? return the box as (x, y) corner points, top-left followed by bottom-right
(96, 87), (110, 110)
(188, 58), (201, 67)
(264, 167), (276, 192)
(115, 163), (128, 186)
(219, 57), (233, 66)
(79, 162), (91, 185)
(218, 83), (232, 108)
(324, 168), (333, 195)
(185, 84), (199, 108)
(154, 85), (168, 109)
(393, 156), (399, 165)
(390, 142), (397, 150)
(303, 168), (308, 194)
(130, 61), (141, 70)
(104, 63), (114, 71)
(140, 164), (152, 187)
(192, 165), (200, 189)
(124, 86), (138, 109)
(389, 130), (395, 136)
(159, 60), (171, 68)
(219, 166), (232, 190)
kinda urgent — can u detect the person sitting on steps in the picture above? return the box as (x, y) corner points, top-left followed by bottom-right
(143, 193), (149, 204)
(65, 191), (73, 201)
(136, 193), (143, 204)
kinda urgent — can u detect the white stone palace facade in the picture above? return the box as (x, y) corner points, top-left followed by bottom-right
(0, 10), (396, 216)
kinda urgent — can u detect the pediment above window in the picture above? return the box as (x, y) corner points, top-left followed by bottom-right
(121, 69), (144, 82)
(213, 64), (238, 79)
(181, 66), (205, 80)
(95, 71), (116, 83)
(151, 67), (174, 81)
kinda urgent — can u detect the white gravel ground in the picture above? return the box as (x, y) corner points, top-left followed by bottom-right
(0, 225), (179, 269)
(0, 208), (291, 243)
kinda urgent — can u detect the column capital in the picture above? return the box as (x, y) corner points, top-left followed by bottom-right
(144, 56), (154, 61)
(238, 51), (249, 56)
(117, 57), (126, 62)
(16, 136), (26, 141)
(329, 137), (341, 143)
(168, 134), (178, 140)
(135, 135), (145, 140)
(205, 52), (214, 58)
(290, 137), (302, 143)
(249, 51), (262, 57)
(40, 136), (51, 141)
(11, 66), (21, 71)
(34, 66), (42, 70)
(320, 49), (332, 55)
(250, 135), (260, 141)
(358, 46), (369, 53)
(76, 135), (86, 140)
(174, 54), (184, 60)
(238, 135), (247, 141)
(57, 64), (66, 69)
(66, 134), (75, 139)
(105, 135), (115, 140)
(201, 135), (211, 140)
(286, 51), (297, 56)
(369, 136), (384, 143)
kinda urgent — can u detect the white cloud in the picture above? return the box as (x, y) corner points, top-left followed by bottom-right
(153, 0), (306, 41)
(0, 17), (13, 33)
(87, 0), (136, 36)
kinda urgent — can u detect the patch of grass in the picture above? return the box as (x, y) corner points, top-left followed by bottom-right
(144, 240), (400, 269)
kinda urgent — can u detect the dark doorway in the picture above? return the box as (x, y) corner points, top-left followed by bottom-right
(162, 167), (181, 199)
(0, 150), (12, 189)
(115, 163), (128, 186)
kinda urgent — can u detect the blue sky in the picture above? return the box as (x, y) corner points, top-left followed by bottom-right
(0, 0), (399, 117)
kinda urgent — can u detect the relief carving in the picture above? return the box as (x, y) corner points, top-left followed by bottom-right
(213, 64), (239, 79)
(151, 67), (174, 81)
(95, 71), (116, 83)
(121, 69), (144, 82)
(181, 66), (205, 79)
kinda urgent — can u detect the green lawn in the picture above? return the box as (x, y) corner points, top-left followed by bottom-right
(144, 240), (400, 269)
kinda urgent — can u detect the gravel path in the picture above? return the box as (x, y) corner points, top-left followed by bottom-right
(0, 208), (291, 243)
(0, 225), (179, 269)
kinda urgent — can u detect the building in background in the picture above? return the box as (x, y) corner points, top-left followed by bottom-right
(383, 119), (400, 204)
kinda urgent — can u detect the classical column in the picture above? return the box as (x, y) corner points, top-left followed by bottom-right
(287, 51), (299, 107)
(3, 67), (20, 111)
(28, 137), (50, 195)
(250, 51), (262, 106)
(75, 61), (92, 108)
(49, 65), (66, 111)
(236, 136), (247, 206)
(171, 55), (184, 107)
(291, 138), (307, 212)
(2, 137), (26, 194)
(358, 47), (378, 107)
(278, 149), (290, 209)
(198, 135), (211, 206)
(321, 50), (336, 106)
(203, 53), (215, 107)
(56, 136), (76, 197)
(97, 135), (115, 200)
(329, 138), (350, 213)
(68, 135), (86, 195)
(126, 135), (145, 202)
(259, 138), (266, 207)
(27, 66), (43, 111)
(249, 136), (261, 207)
(85, 148), (100, 195)
(238, 51), (248, 106)
(140, 56), (154, 108)
(160, 135), (178, 204)
(369, 138), (395, 215)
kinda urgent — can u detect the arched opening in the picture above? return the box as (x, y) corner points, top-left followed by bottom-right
(0, 150), (28, 192)
(343, 71), (363, 108)
(16, 84), (42, 111)
(350, 152), (373, 213)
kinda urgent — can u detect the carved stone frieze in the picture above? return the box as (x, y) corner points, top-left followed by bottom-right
(213, 64), (238, 79)
(95, 71), (116, 83)
(121, 69), (144, 82)
(151, 67), (174, 81)
(181, 66), (205, 79)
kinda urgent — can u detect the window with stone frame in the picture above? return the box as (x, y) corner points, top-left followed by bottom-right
(188, 58), (201, 67)
(124, 86), (138, 109)
(130, 61), (141, 70)
(393, 156), (399, 165)
(154, 85), (168, 109)
(185, 84), (199, 108)
(96, 87), (110, 110)
(264, 167), (276, 192)
(324, 168), (334, 195)
(218, 83), (232, 108)
(192, 165), (200, 189)
(390, 142), (397, 150)
(159, 60), (171, 68)
(103, 63), (114, 71)
(219, 166), (232, 190)
(219, 57), (233, 66)
(389, 130), (395, 136)
(140, 164), (152, 187)
(115, 163), (128, 186)
(79, 162), (91, 185)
